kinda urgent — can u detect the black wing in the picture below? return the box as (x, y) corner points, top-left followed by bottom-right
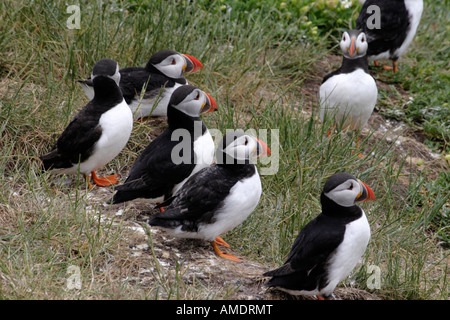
(112, 129), (196, 203)
(264, 214), (345, 291)
(40, 102), (102, 169)
(119, 68), (177, 104)
(321, 66), (342, 84)
(148, 165), (238, 232)
(356, 0), (409, 56)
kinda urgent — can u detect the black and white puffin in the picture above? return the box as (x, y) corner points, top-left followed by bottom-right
(147, 130), (271, 261)
(320, 29), (378, 131)
(111, 85), (217, 204)
(40, 59), (133, 187)
(79, 50), (203, 120)
(356, 0), (424, 73)
(264, 172), (376, 299)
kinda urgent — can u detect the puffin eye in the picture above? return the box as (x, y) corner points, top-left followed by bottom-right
(171, 58), (176, 65)
(361, 37), (365, 43)
(194, 92), (200, 100)
(348, 184), (353, 190)
(244, 139), (248, 146)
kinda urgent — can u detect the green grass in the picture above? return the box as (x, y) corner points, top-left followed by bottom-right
(0, 0), (448, 300)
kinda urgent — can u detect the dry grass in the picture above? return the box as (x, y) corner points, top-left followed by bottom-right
(0, 0), (448, 301)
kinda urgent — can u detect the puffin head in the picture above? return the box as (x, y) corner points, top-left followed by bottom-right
(169, 85), (217, 118)
(216, 130), (271, 165)
(147, 49), (203, 79)
(91, 58), (121, 86)
(322, 172), (375, 208)
(340, 30), (368, 59)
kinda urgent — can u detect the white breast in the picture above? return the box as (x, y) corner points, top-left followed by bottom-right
(128, 82), (184, 119)
(320, 69), (377, 130)
(321, 211), (371, 296)
(78, 99), (133, 174)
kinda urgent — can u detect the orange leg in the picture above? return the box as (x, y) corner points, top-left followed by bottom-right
(374, 59), (397, 72)
(392, 60), (398, 73)
(154, 203), (165, 213)
(89, 170), (120, 187)
(215, 236), (231, 248)
(211, 241), (241, 262)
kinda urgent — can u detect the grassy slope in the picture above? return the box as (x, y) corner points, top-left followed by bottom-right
(0, 0), (448, 299)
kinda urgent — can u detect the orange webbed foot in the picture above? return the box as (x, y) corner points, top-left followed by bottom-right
(90, 171), (120, 187)
(211, 241), (241, 262)
(215, 236), (231, 248)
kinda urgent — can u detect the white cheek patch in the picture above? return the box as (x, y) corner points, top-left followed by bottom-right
(324, 183), (361, 207)
(154, 55), (184, 79)
(324, 190), (355, 207)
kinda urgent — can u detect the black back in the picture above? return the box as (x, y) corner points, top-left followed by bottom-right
(356, 0), (410, 59)
(148, 161), (256, 231)
(111, 91), (208, 204)
(119, 67), (186, 104)
(119, 50), (188, 104)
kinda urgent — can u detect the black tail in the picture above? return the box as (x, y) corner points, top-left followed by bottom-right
(110, 189), (146, 204)
(147, 216), (182, 229)
(39, 149), (72, 171)
(111, 191), (129, 204)
(39, 149), (59, 171)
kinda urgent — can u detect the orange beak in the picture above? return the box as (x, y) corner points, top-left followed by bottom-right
(200, 92), (218, 114)
(356, 180), (376, 202)
(256, 138), (271, 157)
(349, 37), (356, 58)
(182, 54), (203, 74)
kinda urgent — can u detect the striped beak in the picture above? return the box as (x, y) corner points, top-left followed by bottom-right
(348, 36), (356, 58)
(200, 92), (218, 114)
(355, 179), (376, 202)
(255, 138), (271, 157)
(182, 54), (203, 74)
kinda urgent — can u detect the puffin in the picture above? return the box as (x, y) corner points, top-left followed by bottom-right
(147, 130), (271, 261)
(78, 49), (203, 120)
(320, 29), (378, 131)
(356, 0), (424, 73)
(111, 85), (217, 205)
(264, 172), (376, 299)
(39, 59), (133, 187)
